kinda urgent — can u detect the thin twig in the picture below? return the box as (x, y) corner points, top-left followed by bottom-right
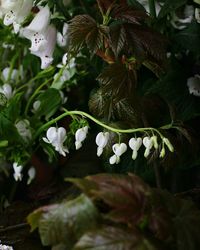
(0, 223), (29, 234)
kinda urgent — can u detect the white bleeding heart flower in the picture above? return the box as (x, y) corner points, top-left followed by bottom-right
(75, 126), (89, 150)
(13, 162), (23, 181)
(109, 143), (127, 165)
(15, 119), (32, 142)
(57, 23), (68, 47)
(143, 137), (153, 158)
(0, 83), (13, 99)
(112, 143), (127, 156)
(2, 0), (33, 33)
(96, 132), (109, 157)
(129, 137), (142, 160)
(32, 100), (41, 112)
(43, 127), (69, 156)
(27, 167), (36, 185)
(187, 75), (200, 97)
(31, 25), (57, 69)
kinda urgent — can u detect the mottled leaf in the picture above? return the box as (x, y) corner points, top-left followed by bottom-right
(74, 226), (158, 250)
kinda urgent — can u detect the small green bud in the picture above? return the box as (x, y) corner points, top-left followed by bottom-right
(163, 137), (174, 152)
(151, 135), (158, 149)
(159, 146), (166, 158)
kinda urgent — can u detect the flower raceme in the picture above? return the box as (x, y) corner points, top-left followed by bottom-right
(43, 127), (69, 156)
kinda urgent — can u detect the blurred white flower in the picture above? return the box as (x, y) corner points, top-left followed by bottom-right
(171, 5), (194, 30)
(129, 137), (142, 160)
(15, 119), (32, 142)
(0, 243), (13, 250)
(0, 83), (13, 99)
(27, 167), (36, 185)
(187, 75), (200, 97)
(32, 100), (41, 112)
(43, 127), (69, 156)
(143, 136), (153, 158)
(137, 0), (162, 16)
(13, 162), (23, 181)
(109, 143), (127, 164)
(96, 132), (109, 156)
(1, 67), (18, 82)
(57, 23), (68, 47)
(2, 0), (33, 33)
(195, 8), (200, 23)
(75, 126), (89, 150)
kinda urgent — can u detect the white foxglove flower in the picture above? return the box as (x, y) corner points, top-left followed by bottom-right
(75, 126), (89, 150)
(0, 83), (13, 99)
(2, 0), (33, 33)
(129, 137), (142, 160)
(27, 167), (36, 185)
(195, 8), (200, 23)
(15, 119), (32, 142)
(57, 23), (68, 47)
(13, 162), (23, 181)
(96, 132), (109, 156)
(143, 137), (153, 158)
(109, 143), (127, 164)
(187, 75), (200, 97)
(43, 127), (69, 156)
(31, 25), (57, 69)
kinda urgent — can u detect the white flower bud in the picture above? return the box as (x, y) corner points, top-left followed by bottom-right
(96, 132), (109, 157)
(163, 137), (174, 152)
(75, 126), (89, 150)
(27, 167), (36, 185)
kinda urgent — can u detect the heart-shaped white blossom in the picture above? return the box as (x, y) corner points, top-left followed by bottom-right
(129, 137), (142, 160)
(13, 162), (23, 181)
(75, 126), (89, 150)
(143, 137), (153, 158)
(112, 143), (127, 156)
(43, 127), (69, 156)
(96, 132), (109, 156)
(187, 75), (200, 97)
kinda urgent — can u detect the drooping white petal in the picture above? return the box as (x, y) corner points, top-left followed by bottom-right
(143, 137), (153, 158)
(45, 127), (57, 144)
(129, 137), (142, 151)
(109, 154), (120, 165)
(75, 126), (89, 149)
(96, 132), (109, 148)
(0, 83), (13, 99)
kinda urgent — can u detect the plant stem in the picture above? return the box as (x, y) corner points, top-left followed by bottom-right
(34, 109), (167, 139)
(148, 0), (156, 18)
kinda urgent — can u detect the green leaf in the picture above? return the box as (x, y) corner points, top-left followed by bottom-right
(74, 226), (158, 250)
(35, 88), (62, 120)
(33, 194), (99, 247)
(158, 0), (187, 18)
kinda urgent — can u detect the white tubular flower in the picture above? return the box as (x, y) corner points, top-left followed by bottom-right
(13, 162), (23, 181)
(15, 119), (32, 142)
(109, 143), (127, 165)
(0, 83), (13, 99)
(27, 167), (36, 185)
(21, 5), (51, 51)
(129, 137), (142, 160)
(195, 8), (200, 23)
(2, 0), (33, 33)
(96, 132), (109, 157)
(57, 23), (68, 47)
(187, 75), (200, 97)
(43, 127), (69, 156)
(31, 25), (57, 69)
(143, 137), (153, 158)
(75, 126), (89, 150)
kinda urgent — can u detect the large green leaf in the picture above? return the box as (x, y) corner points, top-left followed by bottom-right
(74, 226), (158, 250)
(35, 88), (62, 120)
(28, 194), (100, 248)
